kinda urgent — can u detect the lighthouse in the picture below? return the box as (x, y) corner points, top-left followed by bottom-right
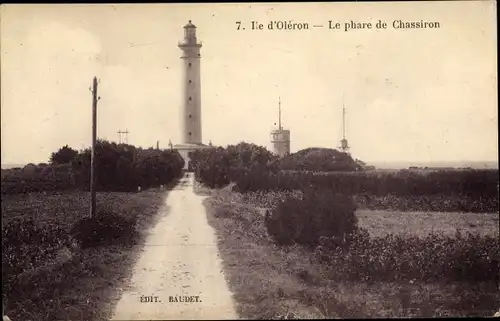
(172, 21), (212, 170)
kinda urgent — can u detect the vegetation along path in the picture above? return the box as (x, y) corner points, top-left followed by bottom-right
(111, 173), (238, 320)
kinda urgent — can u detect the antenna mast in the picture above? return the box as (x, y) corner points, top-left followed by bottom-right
(340, 94), (350, 153)
(342, 96), (346, 140)
(278, 97), (282, 130)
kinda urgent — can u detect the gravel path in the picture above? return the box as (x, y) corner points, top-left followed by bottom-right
(111, 173), (238, 320)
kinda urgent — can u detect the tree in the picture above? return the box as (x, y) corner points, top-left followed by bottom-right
(50, 145), (79, 165)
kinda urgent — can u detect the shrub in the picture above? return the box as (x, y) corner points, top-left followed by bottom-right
(135, 149), (184, 189)
(194, 147), (231, 188)
(70, 211), (138, 249)
(265, 188), (358, 247)
(191, 142), (278, 188)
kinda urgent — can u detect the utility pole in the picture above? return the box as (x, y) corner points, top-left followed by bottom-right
(89, 76), (101, 218)
(123, 129), (129, 144)
(342, 104), (346, 140)
(117, 130), (123, 144)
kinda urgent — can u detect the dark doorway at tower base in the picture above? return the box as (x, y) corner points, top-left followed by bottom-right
(187, 152), (194, 172)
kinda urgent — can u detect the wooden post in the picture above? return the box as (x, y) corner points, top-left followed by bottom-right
(90, 77), (99, 218)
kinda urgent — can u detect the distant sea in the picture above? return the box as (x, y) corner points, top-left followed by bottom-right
(1, 164), (26, 170)
(367, 161), (499, 170)
(2, 161), (498, 170)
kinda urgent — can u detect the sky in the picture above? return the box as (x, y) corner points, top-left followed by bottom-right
(1, 2), (498, 165)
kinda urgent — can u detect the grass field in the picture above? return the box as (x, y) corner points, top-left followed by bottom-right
(204, 189), (500, 319)
(226, 188), (499, 237)
(1, 188), (171, 321)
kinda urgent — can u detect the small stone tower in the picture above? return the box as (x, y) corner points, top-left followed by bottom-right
(270, 97), (291, 157)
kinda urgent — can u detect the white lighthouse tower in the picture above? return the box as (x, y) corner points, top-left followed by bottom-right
(173, 20), (211, 170)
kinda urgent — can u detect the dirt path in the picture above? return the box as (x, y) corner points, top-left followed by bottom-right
(111, 173), (238, 320)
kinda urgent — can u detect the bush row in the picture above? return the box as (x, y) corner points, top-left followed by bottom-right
(1, 175), (75, 195)
(73, 141), (184, 192)
(315, 229), (499, 283)
(190, 142), (497, 202)
(73, 140), (184, 192)
(233, 168), (499, 198)
(1, 140), (185, 195)
(1, 164), (74, 195)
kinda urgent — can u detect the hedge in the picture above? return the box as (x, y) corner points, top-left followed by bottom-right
(1, 140), (186, 195)
(233, 168), (499, 198)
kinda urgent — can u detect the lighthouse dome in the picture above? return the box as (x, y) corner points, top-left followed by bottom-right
(184, 20), (196, 28)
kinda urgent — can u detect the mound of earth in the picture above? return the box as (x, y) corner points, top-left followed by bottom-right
(278, 147), (362, 172)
